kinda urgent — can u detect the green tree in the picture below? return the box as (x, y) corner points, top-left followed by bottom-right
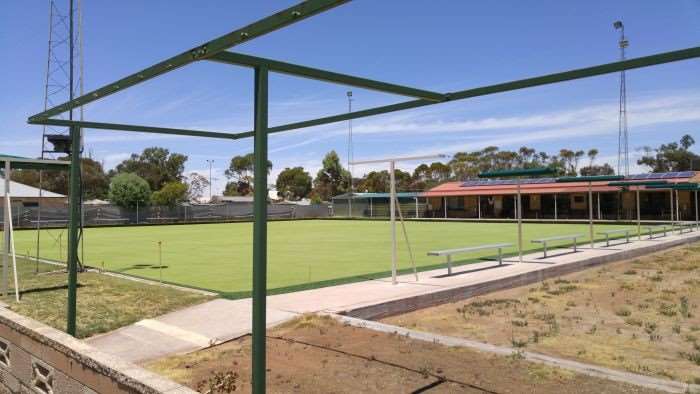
(224, 153), (272, 196)
(108, 173), (151, 208)
(276, 167), (312, 200)
(313, 151), (349, 201)
(112, 147), (188, 191)
(638, 134), (699, 172)
(151, 181), (188, 207)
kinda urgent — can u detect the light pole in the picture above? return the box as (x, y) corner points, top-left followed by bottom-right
(614, 20), (630, 177)
(347, 91), (353, 217)
(206, 159), (214, 202)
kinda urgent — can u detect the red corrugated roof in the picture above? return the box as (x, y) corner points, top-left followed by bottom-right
(420, 173), (696, 197)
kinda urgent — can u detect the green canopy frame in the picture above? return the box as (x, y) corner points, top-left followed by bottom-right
(24, 1), (700, 391)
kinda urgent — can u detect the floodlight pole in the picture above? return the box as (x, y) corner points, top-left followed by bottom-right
(252, 66), (269, 394)
(351, 154), (445, 284)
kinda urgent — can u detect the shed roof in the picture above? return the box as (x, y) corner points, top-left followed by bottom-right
(0, 176), (65, 198)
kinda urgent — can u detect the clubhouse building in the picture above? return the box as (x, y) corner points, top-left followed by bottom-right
(422, 171), (699, 221)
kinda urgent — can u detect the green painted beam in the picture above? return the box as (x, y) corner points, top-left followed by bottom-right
(0, 156), (69, 171)
(556, 175), (624, 183)
(479, 167), (556, 178)
(28, 0), (349, 122)
(608, 180), (669, 187)
(29, 119), (246, 140)
(209, 52), (446, 101)
(227, 46), (700, 138)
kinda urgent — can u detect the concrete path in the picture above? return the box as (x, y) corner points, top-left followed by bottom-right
(86, 229), (700, 363)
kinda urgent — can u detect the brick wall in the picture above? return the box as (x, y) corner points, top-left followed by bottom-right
(0, 308), (195, 394)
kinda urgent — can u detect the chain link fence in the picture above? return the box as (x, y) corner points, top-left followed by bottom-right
(1, 202), (332, 229)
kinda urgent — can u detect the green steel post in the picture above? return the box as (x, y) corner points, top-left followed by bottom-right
(252, 66), (269, 394)
(66, 125), (81, 336)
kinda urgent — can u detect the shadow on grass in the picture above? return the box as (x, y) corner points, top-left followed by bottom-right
(19, 283), (84, 296)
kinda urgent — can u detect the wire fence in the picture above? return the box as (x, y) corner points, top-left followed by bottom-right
(1, 202), (332, 229)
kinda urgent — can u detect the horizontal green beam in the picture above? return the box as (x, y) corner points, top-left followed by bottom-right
(479, 167), (556, 178)
(608, 180), (668, 186)
(28, 0), (349, 122)
(30, 119), (246, 140)
(557, 175), (624, 183)
(0, 156), (69, 171)
(227, 45), (700, 138)
(209, 52), (446, 101)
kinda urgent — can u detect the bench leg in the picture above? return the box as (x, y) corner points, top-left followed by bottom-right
(626, 232), (629, 244)
(543, 242), (547, 258)
(498, 248), (503, 265)
(573, 238), (577, 252)
(605, 234), (610, 247)
(447, 255), (452, 276)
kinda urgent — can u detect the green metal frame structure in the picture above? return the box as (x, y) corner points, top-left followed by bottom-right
(24, 1), (700, 392)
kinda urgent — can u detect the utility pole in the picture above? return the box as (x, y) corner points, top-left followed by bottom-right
(614, 20), (630, 176)
(206, 159), (214, 202)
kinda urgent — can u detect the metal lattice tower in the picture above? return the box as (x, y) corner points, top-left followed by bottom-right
(35, 0), (84, 271)
(40, 0), (83, 158)
(614, 20), (629, 176)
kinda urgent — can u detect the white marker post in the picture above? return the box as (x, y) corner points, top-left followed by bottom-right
(351, 154), (446, 285)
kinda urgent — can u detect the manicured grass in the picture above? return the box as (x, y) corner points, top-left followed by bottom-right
(2, 257), (212, 338)
(13, 219), (632, 297)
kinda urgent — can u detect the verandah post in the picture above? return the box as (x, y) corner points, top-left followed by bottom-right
(252, 65), (269, 394)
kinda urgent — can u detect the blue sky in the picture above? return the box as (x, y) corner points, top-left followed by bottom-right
(1, 1), (699, 194)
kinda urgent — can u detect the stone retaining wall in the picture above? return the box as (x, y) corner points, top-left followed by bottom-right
(0, 308), (195, 394)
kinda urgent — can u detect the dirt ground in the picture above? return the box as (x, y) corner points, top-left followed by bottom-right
(384, 242), (700, 384)
(146, 315), (660, 393)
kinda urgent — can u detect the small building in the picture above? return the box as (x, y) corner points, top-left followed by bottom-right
(0, 176), (66, 209)
(422, 171), (699, 221)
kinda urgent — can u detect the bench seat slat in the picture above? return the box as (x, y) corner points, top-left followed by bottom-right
(531, 234), (583, 243)
(428, 243), (513, 256)
(597, 229), (630, 235)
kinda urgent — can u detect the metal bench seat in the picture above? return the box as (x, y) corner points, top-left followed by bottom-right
(428, 242), (513, 275)
(531, 234), (583, 258)
(596, 228), (631, 247)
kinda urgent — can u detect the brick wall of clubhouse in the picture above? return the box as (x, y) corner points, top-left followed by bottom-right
(0, 308), (195, 394)
(344, 233), (700, 320)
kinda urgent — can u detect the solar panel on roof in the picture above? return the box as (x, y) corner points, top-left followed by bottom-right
(460, 177), (556, 188)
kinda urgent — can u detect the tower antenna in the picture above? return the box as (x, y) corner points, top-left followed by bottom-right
(614, 20), (629, 176)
